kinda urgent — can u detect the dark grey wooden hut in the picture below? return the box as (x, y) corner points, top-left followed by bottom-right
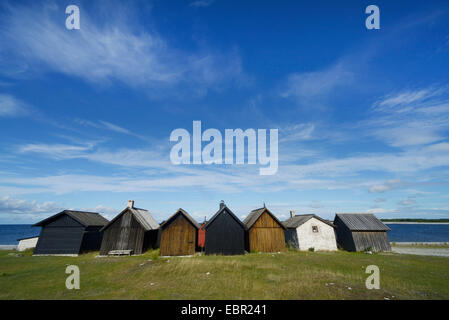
(99, 201), (159, 255)
(333, 213), (391, 252)
(33, 210), (109, 255)
(204, 201), (246, 255)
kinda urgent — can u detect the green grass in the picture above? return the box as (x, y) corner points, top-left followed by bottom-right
(1, 249), (448, 300)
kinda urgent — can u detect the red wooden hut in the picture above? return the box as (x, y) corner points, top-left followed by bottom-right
(198, 217), (207, 249)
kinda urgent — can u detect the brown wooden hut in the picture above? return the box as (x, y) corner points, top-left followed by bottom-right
(159, 208), (200, 256)
(333, 213), (391, 252)
(99, 201), (159, 255)
(243, 206), (286, 252)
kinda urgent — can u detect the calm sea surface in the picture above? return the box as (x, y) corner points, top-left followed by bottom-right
(0, 225), (41, 245)
(386, 223), (449, 242)
(0, 223), (448, 245)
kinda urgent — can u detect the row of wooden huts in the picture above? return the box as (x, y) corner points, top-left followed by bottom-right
(31, 200), (391, 256)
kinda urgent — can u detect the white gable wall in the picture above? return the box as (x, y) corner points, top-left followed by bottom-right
(17, 237), (39, 251)
(296, 218), (337, 251)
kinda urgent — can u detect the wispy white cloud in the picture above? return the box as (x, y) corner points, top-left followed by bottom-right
(398, 198), (416, 206)
(279, 123), (315, 143)
(281, 63), (353, 100)
(367, 85), (449, 147)
(18, 142), (95, 160)
(0, 195), (63, 215)
(0, 2), (244, 95)
(189, 0), (215, 8)
(10, 129), (449, 196)
(75, 119), (152, 142)
(366, 208), (391, 214)
(0, 195), (121, 222)
(369, 180), (402, 193)
(373, 86), (449, 112)
(0, 94), (29, 117)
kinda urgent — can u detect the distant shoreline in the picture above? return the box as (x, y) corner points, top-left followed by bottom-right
(0, 245), (17, 250)
(384, 222), (449, 225)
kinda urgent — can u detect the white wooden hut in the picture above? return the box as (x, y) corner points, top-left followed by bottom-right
(283, 212), (337, 251)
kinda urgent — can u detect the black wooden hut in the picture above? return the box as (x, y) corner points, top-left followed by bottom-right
(99, 201), (159, 255)
(33, 210), (109, 255)
(333, 213), (391, 252)
(204, 201), (246, 255)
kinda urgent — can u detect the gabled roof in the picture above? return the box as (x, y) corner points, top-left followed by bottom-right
(334, 213), (390, 231)
(159, 208), (201, 230)
(283, 214), (335, 229)
(204, 205), (246, 230)
(100, 207), (159, 232)
(243, 207), (286, 230)
(132, 208), (160, 231)
(33, 210), (109, 227)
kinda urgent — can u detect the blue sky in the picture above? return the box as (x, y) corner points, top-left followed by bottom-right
(1, 0), (449, 223)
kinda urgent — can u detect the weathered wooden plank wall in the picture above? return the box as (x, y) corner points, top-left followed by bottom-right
(160, 214), (196, 256)
(249, 212), (286, 252)
(99, 211), (146, 255)
(352, 231), (391, 252)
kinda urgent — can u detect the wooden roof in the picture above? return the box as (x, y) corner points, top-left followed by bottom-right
(33, 210), (109, 227)
(335, 213), (390, 231)
(100, 207), (159, 232)
(132, 208), (160, 230)
(204, 205), (246, 230)
(159, 208), (201, 230)
(243, 207), (286, 230)
(283, 214), (335, 229)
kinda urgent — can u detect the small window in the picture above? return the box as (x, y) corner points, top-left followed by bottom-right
(312, 225), (319, 233)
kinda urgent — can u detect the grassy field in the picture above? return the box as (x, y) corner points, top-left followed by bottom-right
(1, 249), (448, 300)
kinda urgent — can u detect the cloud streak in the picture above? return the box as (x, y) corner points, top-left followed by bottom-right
(0, 2), (244, 95)
(0, 94), (29, 117)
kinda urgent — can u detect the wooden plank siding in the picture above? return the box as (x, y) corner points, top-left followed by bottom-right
(34, 215), (85, 255)
(160, 214), (196, 256)
(248, 212), (286, 252)
(99, 211), (147, 255)
(333, 214), (391, 252)
(352, 231), (391, 252)
(205, 208), (245, 255)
